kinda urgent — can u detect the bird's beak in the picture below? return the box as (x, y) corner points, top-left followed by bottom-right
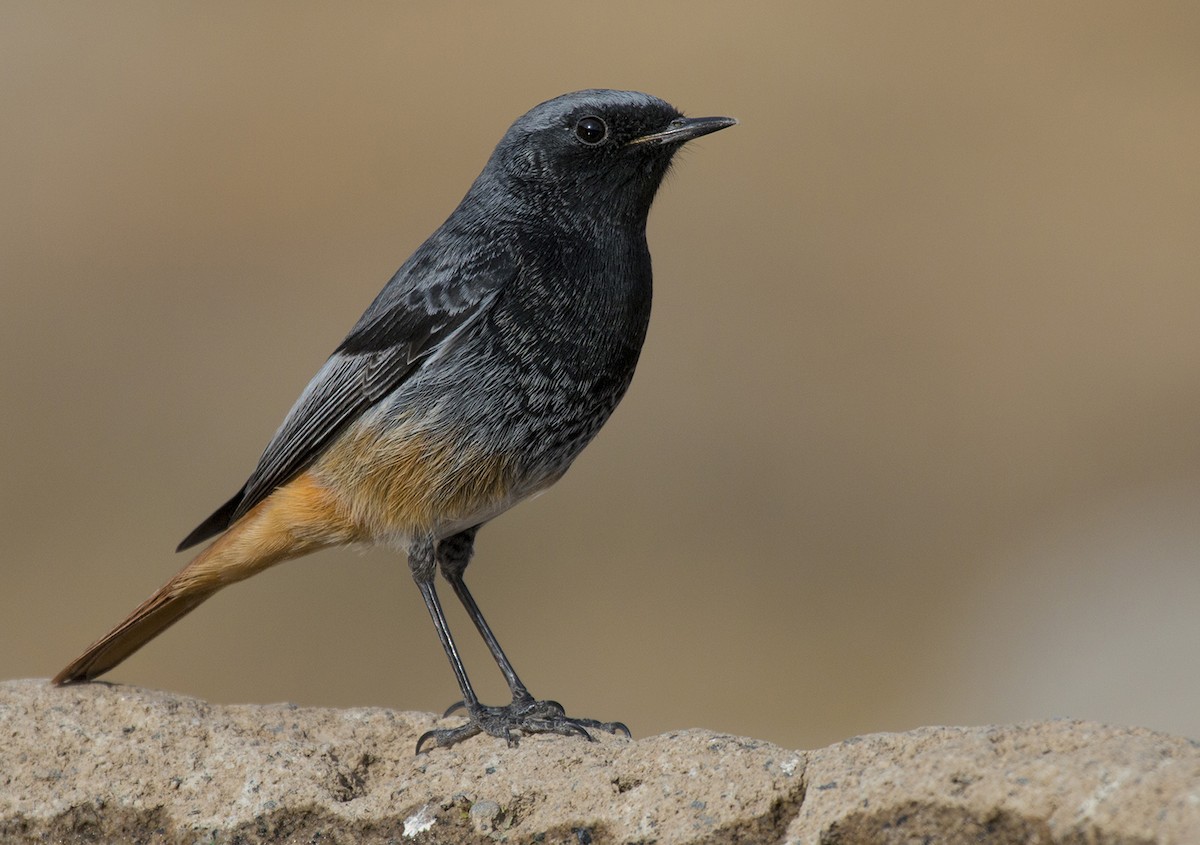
(629, 115), (739, 146)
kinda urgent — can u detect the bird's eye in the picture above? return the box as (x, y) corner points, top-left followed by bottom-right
(574, 116), (608, 145)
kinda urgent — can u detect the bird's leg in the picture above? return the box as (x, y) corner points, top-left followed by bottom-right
(436, 527), (532, 702)
(409, 536), (485, 751)
(415, 527), (630, 753)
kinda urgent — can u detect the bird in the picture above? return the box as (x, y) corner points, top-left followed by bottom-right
(53, 89), (737, 752)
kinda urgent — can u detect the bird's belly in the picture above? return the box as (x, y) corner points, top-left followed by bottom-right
(308, 410), (526, 543)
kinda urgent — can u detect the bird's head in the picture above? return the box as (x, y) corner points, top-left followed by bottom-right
(482, 89), (737, 226)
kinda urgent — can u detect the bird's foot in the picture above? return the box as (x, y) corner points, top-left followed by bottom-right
(416, 695), (630, 753)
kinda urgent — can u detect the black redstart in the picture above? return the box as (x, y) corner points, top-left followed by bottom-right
(54, 89), (737, 751)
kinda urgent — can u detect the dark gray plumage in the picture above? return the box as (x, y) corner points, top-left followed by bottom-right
(56, 89), (736, 751)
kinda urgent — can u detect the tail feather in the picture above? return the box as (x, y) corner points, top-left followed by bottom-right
(53, 472), (356, 686)
(52, 579), (220, 684)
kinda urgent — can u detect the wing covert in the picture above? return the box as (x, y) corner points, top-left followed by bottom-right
(177, 241), (513, 550)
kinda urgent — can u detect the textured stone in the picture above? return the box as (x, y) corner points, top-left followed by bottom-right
(795, 723), (1200, 844)
(0, 679), (1196, 843)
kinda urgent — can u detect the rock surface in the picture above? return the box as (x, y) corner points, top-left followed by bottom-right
(1, 679), (1196, 844)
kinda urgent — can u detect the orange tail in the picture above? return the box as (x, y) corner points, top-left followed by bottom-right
(52, 571), (221, 685)
(53, 472), (359, 685)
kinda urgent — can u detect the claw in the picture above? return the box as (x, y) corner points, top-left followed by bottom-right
(415, 728), (439, 755)
(418, 697), (628, 753)
(416, 719), (483, 754)
(524, 717), (593, 741)
(569, 723), (597, 742)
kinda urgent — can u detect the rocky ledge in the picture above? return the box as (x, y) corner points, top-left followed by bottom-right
(1, 679), (1196, 843)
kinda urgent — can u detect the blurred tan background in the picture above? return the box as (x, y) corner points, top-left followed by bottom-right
(3, 2), (1199, 751)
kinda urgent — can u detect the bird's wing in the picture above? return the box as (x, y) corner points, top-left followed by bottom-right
(177, 241), (514, 551)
